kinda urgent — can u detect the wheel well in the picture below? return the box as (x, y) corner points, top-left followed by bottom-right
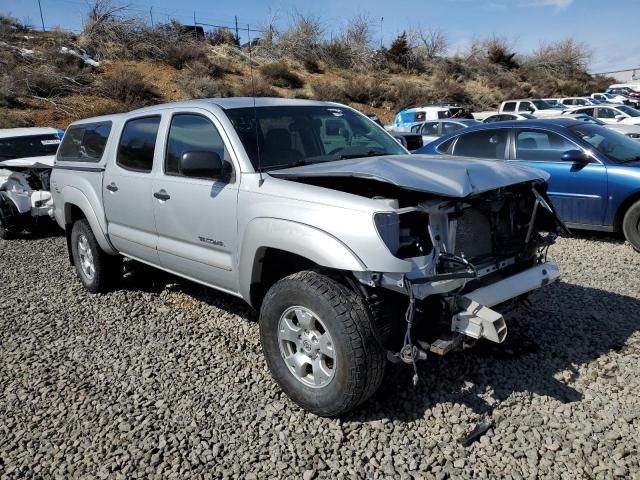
(250, 248), (318, 309)
(615, 191), (640, 232)
(64, 204), (86, 265)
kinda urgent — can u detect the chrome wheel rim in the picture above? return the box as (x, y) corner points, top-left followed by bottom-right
(277, 306), (336, 388)
(77, 234), (95, 281)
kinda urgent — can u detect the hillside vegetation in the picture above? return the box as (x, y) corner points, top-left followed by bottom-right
(0, 7), (613, 129)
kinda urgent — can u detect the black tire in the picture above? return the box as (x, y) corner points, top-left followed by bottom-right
(623, 200), (640, 252)
(70, 219), (122, 293)
(0, 217), (13, 240)
(259, 270), (385, 417)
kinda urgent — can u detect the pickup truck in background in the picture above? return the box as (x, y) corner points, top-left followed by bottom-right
(499, 99), (566, 117)
(51, 98), (565, 416)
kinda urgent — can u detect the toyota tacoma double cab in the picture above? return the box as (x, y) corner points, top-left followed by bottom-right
(51, 98), (566, 416)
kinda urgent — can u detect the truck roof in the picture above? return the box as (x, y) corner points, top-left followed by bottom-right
(0, 127), (61, 139)
(131, 97), (339, 114)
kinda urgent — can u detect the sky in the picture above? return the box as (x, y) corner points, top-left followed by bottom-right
(3, 0), (640, 72)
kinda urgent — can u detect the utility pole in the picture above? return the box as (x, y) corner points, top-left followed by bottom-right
(247, 23), (250, 47)
(235, 16), (239, 44)
(37, 0), (45, 32)
(380, 17), (384, 49)
(149, 7), (154, 28)
(193, 11), (197, 40)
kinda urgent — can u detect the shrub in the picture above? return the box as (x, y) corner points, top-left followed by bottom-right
(164, 43), (208, 70)
(208, 27), (238, 46)
(260, 61), (304, 89)
(387, 32), (411, 68)
(100, 68), (158, 106)
(391, 80), (433, 110)
(342, 77), (393, 107)
(177, 75), (231, 99)
(310, 80), (347, 103)
(0, 111), (33, 128)
(303, 57), (323, 73)
(234, 78), (279, 97)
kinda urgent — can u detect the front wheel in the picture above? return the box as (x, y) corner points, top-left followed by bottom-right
(622, 200), (640, 252)
(70, 219), (122, 293)
(259, 271), (385, 417)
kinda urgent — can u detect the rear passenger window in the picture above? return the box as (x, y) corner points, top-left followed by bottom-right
(518, 102), (532, 112)
(503, 102), (516, 112)
(421, 122), (439, 136)
(58, 123), (111, 162)
(578, 107), (595, 117)
(452, 130), (507, 159)
(165, 114), (227, 175)
(442, 122), (463, 134)
(515, 129), (577, 161)
(117, 116), (160, 172)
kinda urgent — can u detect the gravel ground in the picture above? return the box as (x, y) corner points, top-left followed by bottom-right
(1, 230), (639, 479)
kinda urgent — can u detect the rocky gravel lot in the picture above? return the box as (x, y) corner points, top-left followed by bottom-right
(1, 230), (639, 479)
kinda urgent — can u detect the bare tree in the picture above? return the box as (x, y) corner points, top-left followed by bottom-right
(412, 27), (448, 59)
(532, 38), (592, 74)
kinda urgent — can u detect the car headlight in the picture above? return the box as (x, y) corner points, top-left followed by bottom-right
(374, 212), (400, 255)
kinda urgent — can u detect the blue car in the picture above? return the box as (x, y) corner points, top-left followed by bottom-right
(416, 118), (640, 250)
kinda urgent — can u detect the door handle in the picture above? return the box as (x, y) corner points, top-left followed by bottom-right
(153, 191), (171, 201)
(106, 183), (118, 192)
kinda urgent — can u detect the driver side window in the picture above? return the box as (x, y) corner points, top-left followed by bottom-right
(165, 114), (227, 176)
(420, 122), (439, 136)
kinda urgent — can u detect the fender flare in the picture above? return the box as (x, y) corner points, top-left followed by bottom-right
(62, 187), (117, 255)
(238, 218), (367, 303)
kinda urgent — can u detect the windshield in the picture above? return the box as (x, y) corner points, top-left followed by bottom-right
(532, 100), (556, 110)
(0, 134), (61, 161)
(225, 106), (406, 171)
(616, 105), (640, 117)
(569, 124), (640, 164)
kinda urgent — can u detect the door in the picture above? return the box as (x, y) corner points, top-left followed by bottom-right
(509, 128), (608, 227)
(595, 107), (620, 124)
(420, 121), (440, 144)
(103, 115), (161, 264)
(152, 111), (239, 292)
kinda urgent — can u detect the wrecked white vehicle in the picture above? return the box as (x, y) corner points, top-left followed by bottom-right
(0, 127), (62, 239)
(51, 99), (566, 416)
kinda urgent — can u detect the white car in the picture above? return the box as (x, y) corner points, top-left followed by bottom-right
(499, 99), (566, 117)
(483, 113), (536, 123)
(555, 97), (600, 107)
(551, 113), (640, 141)
(0, 127), (63, 238)
(390, 105), (466, 132)
(591, 92), (629, 105)
(565, 105), (640, 126)
(410, 119), (480, 144)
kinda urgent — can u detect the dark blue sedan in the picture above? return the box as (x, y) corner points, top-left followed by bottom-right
(416, 119), (640, 250)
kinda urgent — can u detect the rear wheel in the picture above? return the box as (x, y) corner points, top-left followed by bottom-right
(0, 217), (13, 240)
(70, 219), (121, 292)
(622, 200), (640, 252)
(259, 270), (385, 417)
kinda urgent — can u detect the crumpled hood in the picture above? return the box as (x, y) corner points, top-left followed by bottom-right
(0, 155), (55, 169)
(269, 155), (549, 197)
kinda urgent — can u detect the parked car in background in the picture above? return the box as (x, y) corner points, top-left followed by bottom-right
(483, 113), (536, 123)
(591, 92), (629, 105)
(542, 99), (572, 108)
(554, 114), (640, 141)
(565, 105), (640, 125)
(390, 104), (466, 131)
(0, 127), (63, 239)
(409, 119), (480, 143)
(606, 87), (640, 108)
(417, 118), (640, 250)
(499, 99), (566, 117)
(554, 97), (600, 107)
(50, 98), (565, 416)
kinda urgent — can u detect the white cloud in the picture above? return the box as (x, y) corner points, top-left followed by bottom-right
(519, 0), (574, 8)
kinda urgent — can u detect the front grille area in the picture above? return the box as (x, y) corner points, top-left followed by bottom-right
(455, 208), (493, 261)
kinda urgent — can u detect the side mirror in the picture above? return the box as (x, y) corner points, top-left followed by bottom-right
(615, 114), (626, 122)
(561, 149), (588, 163)
(179, 151), (224, 179)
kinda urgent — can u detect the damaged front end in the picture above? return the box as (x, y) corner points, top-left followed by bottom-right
(0, 161), (54, 236)
(354, 181), (566, 362)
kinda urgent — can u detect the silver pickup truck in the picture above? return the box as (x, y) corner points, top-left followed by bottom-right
(51, 98), (566, 416)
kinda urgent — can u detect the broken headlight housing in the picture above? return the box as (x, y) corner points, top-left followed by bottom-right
(374, 212), (400, 255)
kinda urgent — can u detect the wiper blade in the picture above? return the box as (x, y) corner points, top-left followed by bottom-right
(338, 150), (385, 160)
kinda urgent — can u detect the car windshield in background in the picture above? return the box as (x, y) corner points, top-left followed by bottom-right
(617, 106), (640, 117)
(0, 134), (61, 160)
(224, 106), (406, 171)
(532, 100), (555, 110)
(570, 124), (640, 164)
